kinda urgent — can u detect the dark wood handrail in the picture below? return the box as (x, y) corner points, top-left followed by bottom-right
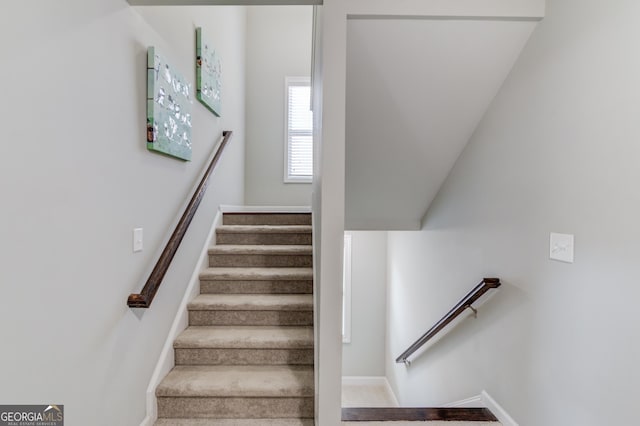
(128, 131), (233, 308)
(395, 277), (501, 364)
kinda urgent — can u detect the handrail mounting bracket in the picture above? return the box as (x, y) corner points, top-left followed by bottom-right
(467, 305), (478, 318)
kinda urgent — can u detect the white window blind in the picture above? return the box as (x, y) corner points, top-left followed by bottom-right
(285, 77), (313, 182)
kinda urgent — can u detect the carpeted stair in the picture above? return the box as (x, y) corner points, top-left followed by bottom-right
(155, 212), (314, 425)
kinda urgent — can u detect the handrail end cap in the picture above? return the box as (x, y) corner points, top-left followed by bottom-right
(483, 277), (501, 287)
(127, 293), (150, 309)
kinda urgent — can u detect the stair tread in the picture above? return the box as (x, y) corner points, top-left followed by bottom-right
(222, 211), (311, 226)
(188, 294), (313, 311)
(341, 407), (499, 423)
(217, 225), (312, 234)
(342, 423), (500, 425)
(209, 245), (312, 255)
(174, 326), (314, 349)
(200, 267), (313, 280)
(223, 210), (311, 214)
(156, 365), (314, 397)
(155, 420), (314, 426)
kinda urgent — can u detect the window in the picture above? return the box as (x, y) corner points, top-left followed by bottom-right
(284, 77), (313, 182)
(342, 233), (352, 343)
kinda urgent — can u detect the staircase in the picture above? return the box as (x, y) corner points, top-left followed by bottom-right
(155, 211), (314, 426)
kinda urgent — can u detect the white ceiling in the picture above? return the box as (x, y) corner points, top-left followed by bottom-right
(345, 18), (538, 230)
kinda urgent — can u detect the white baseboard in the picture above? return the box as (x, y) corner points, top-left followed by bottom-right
(384, 379), (400, 407)
(341, 376), (387, 387)
(220, 204), (311, 213)
(443, 394), (484, 408)
(481, 390), (518, 426)
(341, 376), (400, 407)
(139, 208), (223, 426)
(443, 390), (517, 425)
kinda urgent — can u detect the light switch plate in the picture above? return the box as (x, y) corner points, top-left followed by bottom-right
(550, 232), (574, 263)
(133, 228), (143, 252)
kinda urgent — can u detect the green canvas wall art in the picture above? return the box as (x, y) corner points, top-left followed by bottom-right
(196, 27), (222, 117)
(147, 46), (192, 161)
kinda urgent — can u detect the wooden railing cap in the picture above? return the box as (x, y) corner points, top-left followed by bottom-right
(483, 277), (501, 287)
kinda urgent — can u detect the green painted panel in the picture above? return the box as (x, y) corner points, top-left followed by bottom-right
(196, 27), (222, 117)
(146, 46), (193, 161)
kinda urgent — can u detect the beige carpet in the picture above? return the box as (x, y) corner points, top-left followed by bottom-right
(342, 381), (397, 407)
(154, 212), (314, 424)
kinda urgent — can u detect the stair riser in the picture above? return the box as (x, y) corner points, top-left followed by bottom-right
(175, 348), (314, 365)
(223, 213), (311, 226)
(208, 254), (312, 268)
(216, 233), (311, 245)
(157, 397), (314, 419)
(200, 280), (313, 294)
(189, 311), (313, 326)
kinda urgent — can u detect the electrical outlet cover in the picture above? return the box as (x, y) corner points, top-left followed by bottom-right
(133, 228), (144, 253)
(550, 232), (574, 263)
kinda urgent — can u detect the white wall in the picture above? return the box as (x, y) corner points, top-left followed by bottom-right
(345, 18), (537, 230)
(0, 2), (245, 425)
(342, 231), (387, 376)
(385, 1), (640, 424)
(245, 6), (313, 206)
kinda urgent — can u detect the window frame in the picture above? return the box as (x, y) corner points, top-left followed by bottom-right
(283, 76), (313, 183)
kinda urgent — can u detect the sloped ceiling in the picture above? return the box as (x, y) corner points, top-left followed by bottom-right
(345, 18), (538, 230)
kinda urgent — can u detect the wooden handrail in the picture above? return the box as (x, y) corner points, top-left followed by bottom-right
(128, 131), (233, 308)
(395, 277), (501, 364)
